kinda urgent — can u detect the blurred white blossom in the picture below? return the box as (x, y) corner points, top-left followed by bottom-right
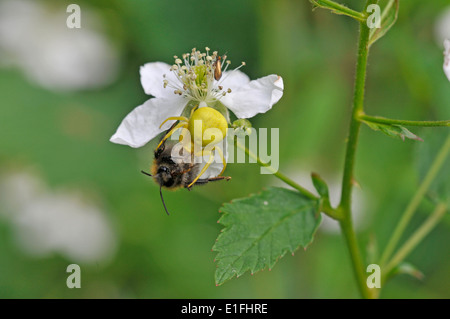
(0, 0), (120, 91)
(435, 7), (450, 46)
(0, 172), (117, 264)
(444, 39), (450, 81)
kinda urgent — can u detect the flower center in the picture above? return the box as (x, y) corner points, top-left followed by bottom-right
(163, 47), (245, 106)
(193, 65), (207, 87)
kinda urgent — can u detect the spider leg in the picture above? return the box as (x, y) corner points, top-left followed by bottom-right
(194, 145), (227, 175)
(194, 176), (231, 186)
(189, 105), (198, 117)
(159, 116), (189, 129)
(157, 122), (188, 149)
(187, 152), (215, 188)
(213, 145), (227, 176)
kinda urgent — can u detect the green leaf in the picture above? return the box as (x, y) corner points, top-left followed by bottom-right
(388, 262), (424, 281)
(368, 0), (399, 47)
(311, 173), (329, 198)
(362, 120), (423, 142)
(415, 132), (450, 204)
(309, 0), (365, 21)
(213, 187), (321, 285)
(311, 173), (336, 217)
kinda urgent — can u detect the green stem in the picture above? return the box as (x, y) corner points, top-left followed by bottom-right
(380, 134), (450, 267)
(340, 217), (374, 298)
(359, 114), (450, 127)
(310, 0), (366, 21)
(383, 203), (448, 279)
(337, 0), (377, 299)
(235, 140), (318, 200)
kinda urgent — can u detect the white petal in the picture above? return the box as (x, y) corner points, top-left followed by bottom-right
(199, 160), (223, 179)
(140, 62), (177, 98)
(221, 74), (284, 119)
(219, 69), (250, 92)
(198, 140), (228, 179)
(444, 39), (450, 81)
(110, 96), (188, 148)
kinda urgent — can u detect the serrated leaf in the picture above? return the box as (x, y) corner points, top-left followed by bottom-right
(213, 187), (321, 285)
(362, 120), (423, 142)
(368, 0), (399, 47)
(415, 132), (450, 204)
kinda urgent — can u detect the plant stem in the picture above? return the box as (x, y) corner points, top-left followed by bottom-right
(310, 0), (366, 21)
(359, 114), (450, 127)
(235, 140), (318, 200)
(379, 134), (450, 267)
(383, 203), (448, 279)
(337, 0), (377, 299)
(339, 216), (373, 298)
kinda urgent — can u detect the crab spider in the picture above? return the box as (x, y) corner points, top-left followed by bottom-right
(157, 106), (228, 188)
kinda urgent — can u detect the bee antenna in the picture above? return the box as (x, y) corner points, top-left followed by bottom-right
(141, 170), (152, 177)
(160, 185), (170, 216)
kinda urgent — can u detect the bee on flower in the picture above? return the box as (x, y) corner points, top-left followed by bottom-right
(110, 47), (284, 196)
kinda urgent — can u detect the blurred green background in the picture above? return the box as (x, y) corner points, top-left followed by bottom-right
(0, 0), (449, 298)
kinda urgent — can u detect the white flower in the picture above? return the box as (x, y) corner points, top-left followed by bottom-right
(444, 39), (450, 81)
(110, 48), (284, 148)
(434, 7), (450, 46)
(0, 0), (120, 91)
(0, 172), (117, 264)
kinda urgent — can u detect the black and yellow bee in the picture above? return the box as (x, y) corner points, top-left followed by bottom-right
(142, 124), (230, 215)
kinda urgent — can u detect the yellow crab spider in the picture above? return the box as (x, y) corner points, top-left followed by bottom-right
(157, 106), (229, 188)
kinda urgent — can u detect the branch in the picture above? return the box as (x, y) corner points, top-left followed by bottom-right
(359, 114), (450, 127)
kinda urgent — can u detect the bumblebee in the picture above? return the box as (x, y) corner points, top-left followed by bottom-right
(142, 123), (231, 215)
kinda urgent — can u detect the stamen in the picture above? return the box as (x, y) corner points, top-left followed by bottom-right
(216, 59), (246, 87)
(163, 47), (246, 106)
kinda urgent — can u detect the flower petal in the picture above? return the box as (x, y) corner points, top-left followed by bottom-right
(219, 69), (250, 92)
(140, 62), (177, 98)
(198, 140), (228, 179)
(110, 96), (188, 148)
(221, 74), (284, 119)
(444, 39), (450, 81)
